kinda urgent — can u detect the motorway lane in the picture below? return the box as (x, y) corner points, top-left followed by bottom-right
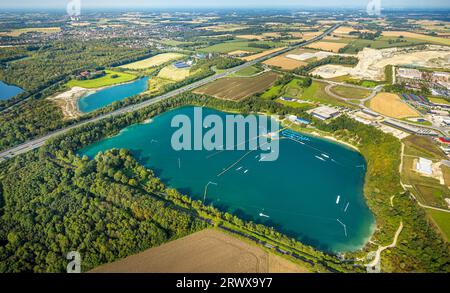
(0, 24), (340, 162)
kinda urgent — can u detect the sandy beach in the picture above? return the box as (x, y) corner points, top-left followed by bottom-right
(48, 87), (93, 119)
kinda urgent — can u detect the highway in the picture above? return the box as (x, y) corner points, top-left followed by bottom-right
(0, 24), (340, 162)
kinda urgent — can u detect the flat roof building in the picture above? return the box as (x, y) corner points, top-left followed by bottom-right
(416, 157), (433, 175)
(397, 68), (422, 80)
(309, 106), (340, 121)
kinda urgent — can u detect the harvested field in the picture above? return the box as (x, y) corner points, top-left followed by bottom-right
(157, 65), (191, 81)
(200, 24), (250, 32)
(228, 50), (251, 56)
(306, 41), (347, 53)
(90, 229), (308, 273)
(289, 31), (322, 40)
(200, 41), (283, 54)
(0, 27), (61, 37)
(382, 31), (450, 46)
(194, 71), (278, 100)
(263, 49), (314, 70)
(236, 34), (264, 40)
(241, 47), (286, 61)
(369, 93), (420, 118)
(120, 53), (185, 69)
(264, 56), (307, 70)
(333, 26), (356, 35)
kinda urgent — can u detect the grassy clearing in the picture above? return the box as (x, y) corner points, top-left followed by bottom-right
(329, 75), (381, 87)
(241, 47), (286, 61)
(330, 85), (371, 99)
(146, 77), (175, 94)
(403, 135), (446, 160)
(277, 99), (314, 110)
(429, 97), (450, 105)
(120, 53), (185, 69)
(401, 136), (449, 211)
(66, 70), (137, 89)
(233, 66), (263, 77)
(427, 210), (450, 241)
(199, 40), (284, 54)
(443, 166), (450, 186)
(261, 79), (351, 107)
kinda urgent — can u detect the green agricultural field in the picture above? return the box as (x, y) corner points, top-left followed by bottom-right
(330, 85), (372, 99)
(337, 37), (426, 54)
(261, 79), (351, 107)
(277, 99), (314, 110)
(233, 65), (263, 77)
(401, 136), (450, 209)
(330, 75), (381, 87)
(66, 70), (137, 89)
(199, 40), (284, 54)
(260, 84), (283, 99)
(429, 97), (450, 105)
(428, 210), (450, 241)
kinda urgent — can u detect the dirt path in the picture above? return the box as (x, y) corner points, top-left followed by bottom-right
(366, 221), (404, 268)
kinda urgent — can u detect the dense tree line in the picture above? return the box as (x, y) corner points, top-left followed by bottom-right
(349, 30), (382, 40)
(0, 40), (151, 92)
(0, 149), (206, 272)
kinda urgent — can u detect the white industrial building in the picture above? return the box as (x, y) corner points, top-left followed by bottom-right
(397, 68), (422, 80)
(416, 157), (433, 175)
(309, 106), (340, 121)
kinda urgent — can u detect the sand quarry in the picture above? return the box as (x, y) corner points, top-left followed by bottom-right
(311, 45), (450, 80)
(90, 229), (308, 273)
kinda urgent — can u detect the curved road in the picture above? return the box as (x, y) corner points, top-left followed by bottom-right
(0, 24), (341, 162)
(323, 82), (448, 137)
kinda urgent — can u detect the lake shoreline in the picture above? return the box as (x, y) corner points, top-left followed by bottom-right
(49, 78), (147, 119)
(80, 105), (374, 253)
(0, 80), (24, 101)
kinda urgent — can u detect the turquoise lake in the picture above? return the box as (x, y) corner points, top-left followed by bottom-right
(79, 106), (375, 252)
(0, 81), (24, 100)
(78, 77), (149, 113)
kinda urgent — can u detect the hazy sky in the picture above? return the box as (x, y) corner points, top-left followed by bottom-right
(0, 0), (449, 9)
